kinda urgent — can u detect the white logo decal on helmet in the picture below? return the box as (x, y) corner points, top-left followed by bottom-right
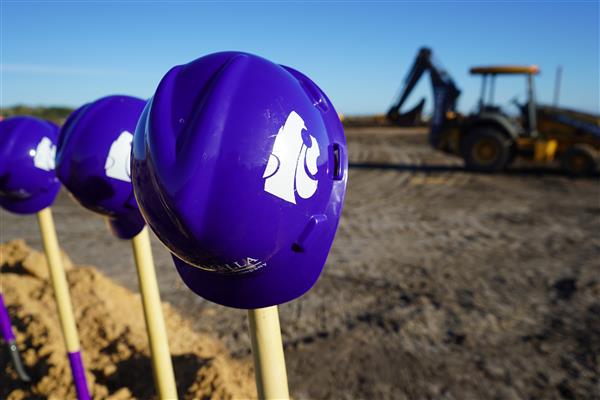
(263, 111), (319, 204)
(33, 137), (56, 171)
(105, 131), (133, 182)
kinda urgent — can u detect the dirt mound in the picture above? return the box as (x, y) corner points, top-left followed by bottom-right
(0, 240), (255, 399)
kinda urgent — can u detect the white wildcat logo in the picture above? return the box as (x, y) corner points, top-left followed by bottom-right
(263, 111), (319, 204)
(104, 131), (133, 182)
(33, 137), (56, 171)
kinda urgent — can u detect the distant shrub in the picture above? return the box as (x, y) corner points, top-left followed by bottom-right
(0, 105), (74, 125)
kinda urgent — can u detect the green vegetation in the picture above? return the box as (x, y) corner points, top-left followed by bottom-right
(0, 105), (74, 125)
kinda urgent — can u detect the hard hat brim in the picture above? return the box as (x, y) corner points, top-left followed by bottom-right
(106, 212), (146, 240)
(0, 188), (59, 215)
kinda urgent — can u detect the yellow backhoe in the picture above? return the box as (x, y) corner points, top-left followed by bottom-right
(388, 48), (600, 175)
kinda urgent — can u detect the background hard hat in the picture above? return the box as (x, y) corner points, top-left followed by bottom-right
(56, 95), (146, 239)
(0, 116), (61, 214)
(132, 52), (348, 309)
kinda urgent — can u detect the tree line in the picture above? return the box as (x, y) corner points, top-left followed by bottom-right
(0, 105), (74, 125)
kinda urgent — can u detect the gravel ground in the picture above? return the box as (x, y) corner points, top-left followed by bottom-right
(1, 126), (599, 399)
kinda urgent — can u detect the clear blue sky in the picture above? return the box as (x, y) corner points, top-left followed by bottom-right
(1, 1), (598, 115)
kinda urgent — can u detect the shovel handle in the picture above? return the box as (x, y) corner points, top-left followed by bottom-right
(131, 227), (178, 400)
(248, 306), (289, 400)
(37, 208), (90, 400)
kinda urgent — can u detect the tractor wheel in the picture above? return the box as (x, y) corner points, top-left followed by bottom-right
(462, 127), (513, 172)
(561, 144), (598, 176)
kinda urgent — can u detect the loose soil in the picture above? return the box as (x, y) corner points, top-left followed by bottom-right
(0, 241), (254, 400)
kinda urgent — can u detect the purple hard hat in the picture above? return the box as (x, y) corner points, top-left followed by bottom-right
(56, 95), (146, 239)
(0, 116), (61, 214)
(132, 52), (348, 309)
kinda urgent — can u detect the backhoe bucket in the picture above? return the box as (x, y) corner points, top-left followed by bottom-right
(387, 98), (425, 126)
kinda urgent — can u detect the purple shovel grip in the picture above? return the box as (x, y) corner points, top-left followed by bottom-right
(68, 351), (91, 400)
(0, 293), (16, 341)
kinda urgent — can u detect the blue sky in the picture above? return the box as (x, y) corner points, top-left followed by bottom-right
(1, 1), (598, 115)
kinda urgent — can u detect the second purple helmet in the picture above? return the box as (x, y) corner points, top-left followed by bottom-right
(0, 116), (60, 214)
(132, 52), (348, 309)
(56, 95), (146, 239)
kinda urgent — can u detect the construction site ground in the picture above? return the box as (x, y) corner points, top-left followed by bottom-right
(2, 126), (599, 399)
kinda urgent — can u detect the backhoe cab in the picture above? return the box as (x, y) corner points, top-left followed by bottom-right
(459, 65), (540, 172)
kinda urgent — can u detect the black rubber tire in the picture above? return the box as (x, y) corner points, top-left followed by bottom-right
(462, 127), (513, 172)
(561, 144), (598, 176)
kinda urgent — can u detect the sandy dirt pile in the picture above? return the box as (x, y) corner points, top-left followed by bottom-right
(0, 240), (254, 400)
